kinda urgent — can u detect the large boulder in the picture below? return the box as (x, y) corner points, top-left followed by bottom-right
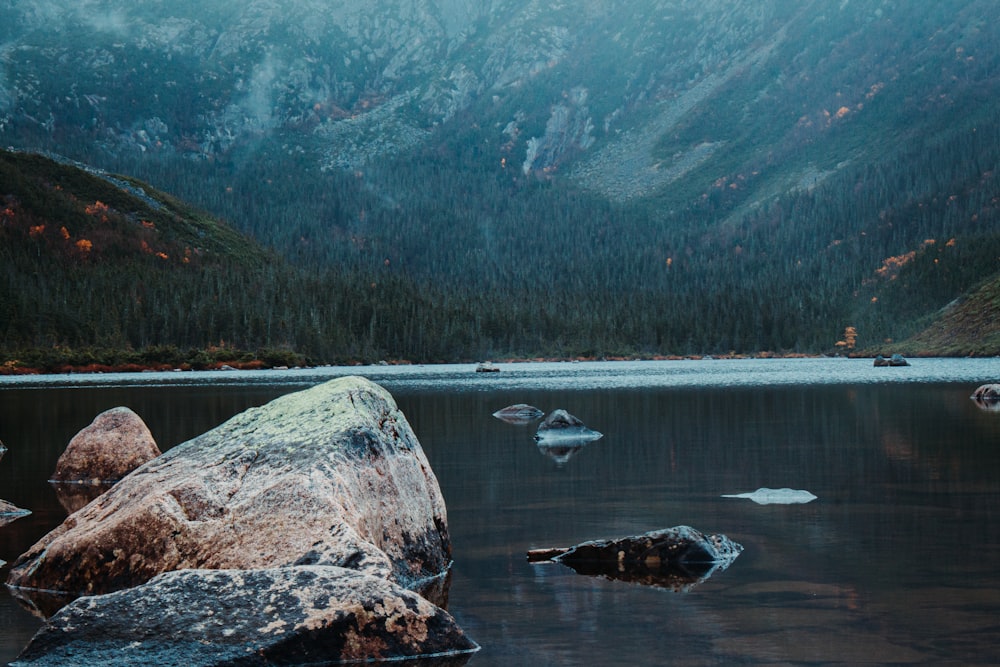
(50, 407), (161, 484)
(7, 376), (452, 605)
(10, 566), (479, 667)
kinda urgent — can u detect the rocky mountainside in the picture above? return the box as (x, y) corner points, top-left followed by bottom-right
(3, 0), (1000, 355)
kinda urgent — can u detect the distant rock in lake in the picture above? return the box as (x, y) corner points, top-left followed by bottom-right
(492, 404), (544, 424)
(527, 526), (743, 592)
(873, 354), (910, 367)
(722, 487), (818, 505)
(534, 409), (603, 443)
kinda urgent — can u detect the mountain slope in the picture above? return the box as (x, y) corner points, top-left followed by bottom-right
(3, 0), (1000, 356)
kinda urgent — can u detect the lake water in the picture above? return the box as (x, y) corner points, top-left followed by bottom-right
(2, 358), (1000, 665)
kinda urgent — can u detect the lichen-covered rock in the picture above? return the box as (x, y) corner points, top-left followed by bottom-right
(534, 409), (603, 442)
(51, 407), (161, 484)
(10, 566), (479, 667)
(7, 377), (452, 606)
(528, 526), (743, 592)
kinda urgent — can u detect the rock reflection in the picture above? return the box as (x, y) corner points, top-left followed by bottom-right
(50, 481), (115, 515)
(534, 438), (590, 465)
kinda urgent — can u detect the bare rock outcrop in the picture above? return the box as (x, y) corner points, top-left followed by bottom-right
(50, 407), (161, 484)
(10, 566), (478, 667)
(7, 376), (452, 605)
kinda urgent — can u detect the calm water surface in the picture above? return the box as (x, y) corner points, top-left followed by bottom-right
(2, 358), (1000, 665)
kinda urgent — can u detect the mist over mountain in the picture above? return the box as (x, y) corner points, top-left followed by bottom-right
(3, 0), (1000, 358)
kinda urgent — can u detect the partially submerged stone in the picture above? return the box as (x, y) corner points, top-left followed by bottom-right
(50, 482), (115, 515)
(972, 383), (1000, 410)
(722, 487), (818, 505)
(534, 439), (589, 465)
(492, 403), (544, 424)
(7, 376), (452, 607)
(528, 526), (742, 592)
(11, 566), (479, 667)
(0, 499), (32, 528)
(51, 407), (161, 484)
(534, 409), (603, 443)
(873, 354), (910, 367)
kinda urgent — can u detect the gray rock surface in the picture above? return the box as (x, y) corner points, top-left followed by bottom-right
(10, 566), (479, 667)
(51, 406), (161, 484)
(534, 409), (603, 443)
(7, 376), (452, 605)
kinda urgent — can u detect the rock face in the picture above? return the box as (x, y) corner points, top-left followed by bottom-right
(50, 407), (161, 484)
(534, 409), (603, 442)
(11, 566), (479, 667)
(528, 526), (743, 592)
(7, 376), (452, 604)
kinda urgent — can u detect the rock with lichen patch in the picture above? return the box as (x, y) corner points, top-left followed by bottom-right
(10, 566), (479, 667)
(7, 376), (452, 608)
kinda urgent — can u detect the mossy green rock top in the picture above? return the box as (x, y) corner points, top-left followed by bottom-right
(7, 376), (451, 604)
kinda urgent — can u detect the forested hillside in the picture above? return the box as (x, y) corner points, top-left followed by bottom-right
(3, 0), (1000, 362)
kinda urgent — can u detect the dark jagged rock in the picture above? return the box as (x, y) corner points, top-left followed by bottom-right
(873, 354), (910, 367)
(10, 566), (479, 667)
(527, 526), (743, 592)
(492, 404), (544, 424)
(7, 377), (453, 609)
(51, 407), (161, 484)
(534, 409), (603, 443)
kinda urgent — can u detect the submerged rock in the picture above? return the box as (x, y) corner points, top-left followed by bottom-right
(527, 526), (742, 592)
(11, 566), (479, 667)
(7, 376), (452, 608)
(534, 409), (603, 443)
(722, 487), (818, 505)
(492, 403), (544, 424)
(0, 438), (6, 462)
(51, 407), (161, 485)
(534, 439), (589, 465)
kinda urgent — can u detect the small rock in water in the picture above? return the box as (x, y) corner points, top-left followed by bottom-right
(721, 487), (818, 505)
(527, 526), (742, 592)
(492, 403), (544, 424)
(534, 409), (603, 442)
